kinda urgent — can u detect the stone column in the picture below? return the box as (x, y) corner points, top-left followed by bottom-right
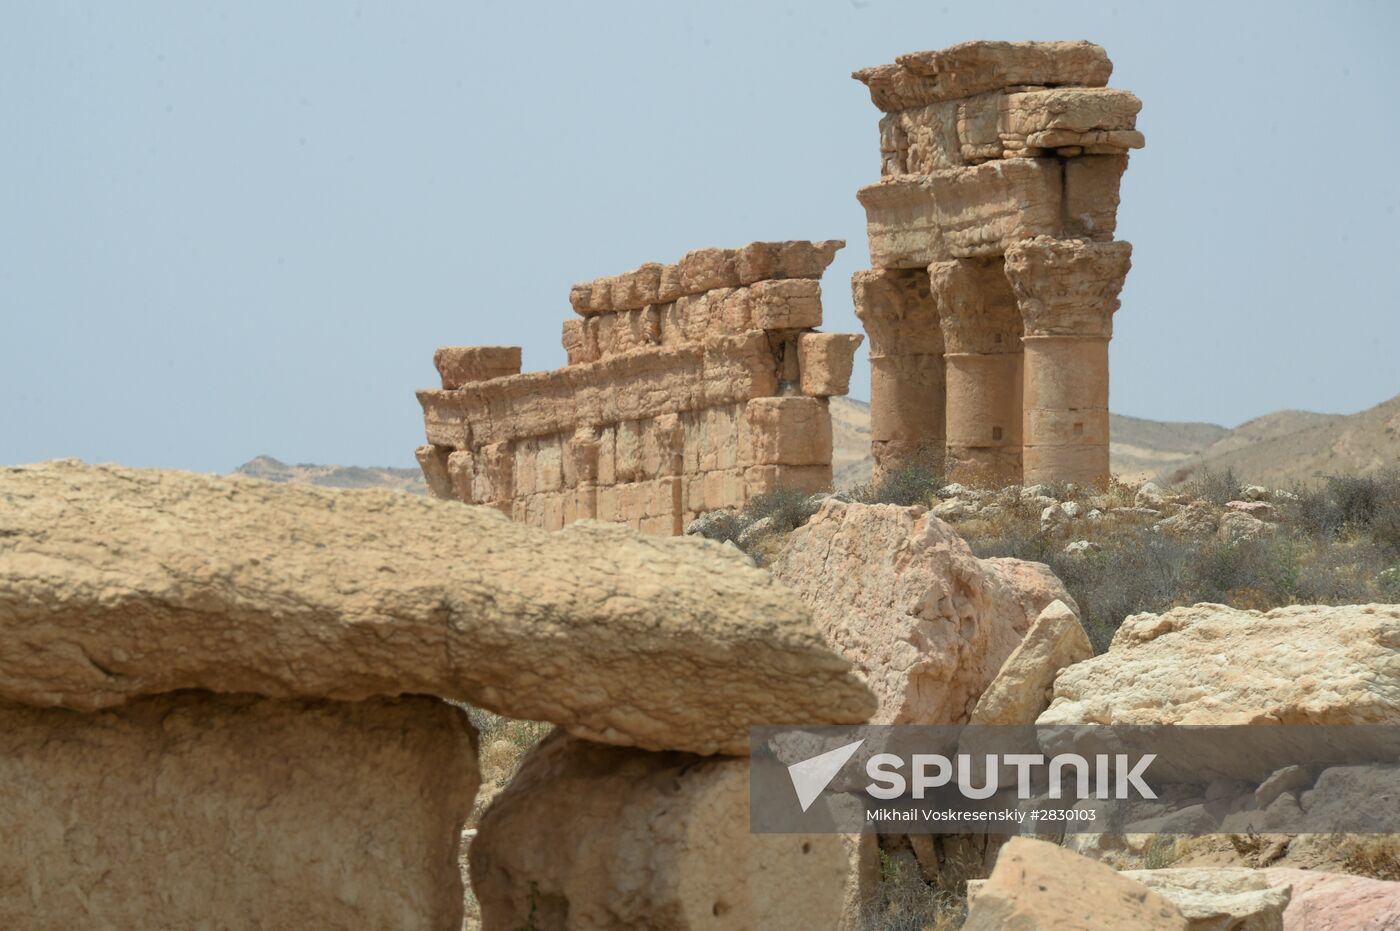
(1004, 237), (1132, 488)
(929, 258), (1023, 486)
(851, 269), (945, 481)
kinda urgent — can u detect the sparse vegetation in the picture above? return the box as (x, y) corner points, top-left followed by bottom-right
(852, 458), (946, 508)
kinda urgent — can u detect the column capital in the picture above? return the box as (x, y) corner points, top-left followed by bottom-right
(851, 268), (943, 357)
(928, 258), (1022, 355)
(1004, 237), (1132, 339)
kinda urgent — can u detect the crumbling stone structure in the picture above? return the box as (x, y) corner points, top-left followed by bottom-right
(417, 241), (863, 533)
(851, 41), (1142, 487)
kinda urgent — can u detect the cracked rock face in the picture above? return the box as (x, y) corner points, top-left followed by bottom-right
(0, 692), (478, 930)
(0, 460), (874, 755)
(770, 500), (1075, 725)
(1038, 603), (1400, 727)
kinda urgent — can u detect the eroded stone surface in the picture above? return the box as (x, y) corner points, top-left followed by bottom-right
(964, 837), (1190, 930)
(1264, 869), (1400, 930)
(1119, 869), (1290, 931)
(770, 501), (1075, 725)
(471, 731), (877, 930)
(1038, 603), (1400, 726)
(0, 692), (478, 931)
(970, 598), (1093, 726)
(426, 241), (861, 533)
(0, 461), (875, 755)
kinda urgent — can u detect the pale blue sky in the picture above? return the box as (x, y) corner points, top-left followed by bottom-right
(3, 1), (1397, 471)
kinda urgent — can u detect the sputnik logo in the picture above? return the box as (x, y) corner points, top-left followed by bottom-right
(786, 738), (865, 812)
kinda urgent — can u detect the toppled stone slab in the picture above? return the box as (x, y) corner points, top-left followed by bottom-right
(1119, 869), (1291, 931)
(1038, 603), (1400, 727)
(471, 731), (877, 930)
(770, 501), (1075, 725)
(0, 692), (477, 931)
(0, 461), (875, 755)
(970, 598), (1093, 726)
(964, 837), (1189, 930)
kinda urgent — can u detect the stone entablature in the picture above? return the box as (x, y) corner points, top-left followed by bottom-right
(417, 241), (862, 533)
(851, 41), (1140, 487)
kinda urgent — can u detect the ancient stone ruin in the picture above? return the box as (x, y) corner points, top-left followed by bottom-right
(416, 242), (863, 533)
(851, 40), (1142, 487)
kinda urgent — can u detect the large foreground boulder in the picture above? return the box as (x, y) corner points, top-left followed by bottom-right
(1038, 603), (1400, 726)
(964, 837), (1189, 930)
(0, 692), (477, 930)
(770, 501), (1075, 724)
(0, 461), (874, 755)
(470, 731), (876, 930)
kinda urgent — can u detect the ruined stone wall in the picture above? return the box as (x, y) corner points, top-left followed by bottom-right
(851, 41), (1141, 487)
(417, 241), (863, 532)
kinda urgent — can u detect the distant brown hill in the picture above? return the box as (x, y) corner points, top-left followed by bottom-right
(830, 393), (1400, 489)
(1160, 394), (1400, 487)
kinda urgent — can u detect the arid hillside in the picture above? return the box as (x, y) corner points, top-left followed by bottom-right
(1162, 394), (1400, 487)
(832, 393), (1400, 488)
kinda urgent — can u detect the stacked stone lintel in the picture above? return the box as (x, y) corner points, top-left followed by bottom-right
(851, 40), (1142, 487)
(416, 240), (864, 533)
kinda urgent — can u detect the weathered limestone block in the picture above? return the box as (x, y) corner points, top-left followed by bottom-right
(747, 277), (824, 329)
(571, 242), (843, 315)
(858, 160), (1064, 267)
(999, 87), (1142, 137)
(0, 462), (876, 755)
(562, 318), (600, 365)
(678, 246), (742, 294)
(770, 501), (1075, 725)
(1116, 870), (1290, 931)
(746, 396), (833, 466)
(1063, 155), (1127, 241)
(0, 692), (478, 931)
(433, 345), (522, 389)
(1006, 236), (1132, 486)
(969, 599), (1093, 726)
(798, 332), (864, 396)
(416, 443), (455, 499)
(743, 463), (832, 498)
(930, 256), (1024, 484)
(472, 732), (878, 930)
(963, 838), (1190, 930)
(419, 338), (780, 449)
(854, 41), (1112, 112)
(735, 239), (845, 284)
(1038, 603), (1400, 727)
(852, 269), (946, 478)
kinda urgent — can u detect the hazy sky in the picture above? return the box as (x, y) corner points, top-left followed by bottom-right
(4, 1), (1397, 472)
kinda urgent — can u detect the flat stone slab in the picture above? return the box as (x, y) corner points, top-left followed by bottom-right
(0, 460), (875, 755)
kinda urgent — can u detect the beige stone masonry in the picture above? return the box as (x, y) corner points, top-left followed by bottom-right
(930, 257), (1024, 485)
(1005, 236), (1132, 486)
(432, 345), (522, 388)
(852, 40), (1140, 488)
(421, 241), (860, 531)
(852, 268), (946, 480)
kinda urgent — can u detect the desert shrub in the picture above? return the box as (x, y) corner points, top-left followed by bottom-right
(858, 851), (964, 931)
(1284, 471), (1400, 552)
(1380, 566), (1400, 599)
(853, 458), (946, 508)
(1188, 467), (1242, 506)
(686, 508), (750, 545)
(742, 486), (822, 534)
